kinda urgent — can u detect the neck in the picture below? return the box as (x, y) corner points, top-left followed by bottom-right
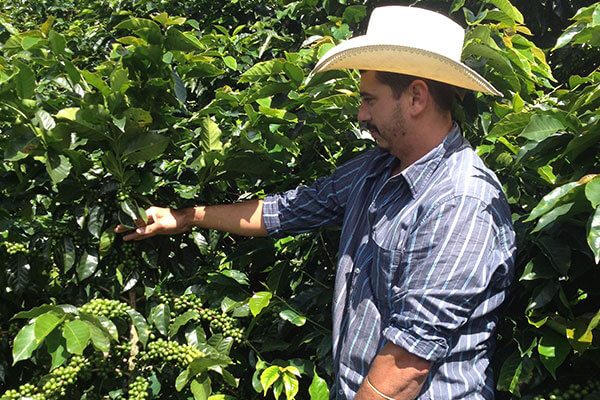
(392, 114), (453, 173)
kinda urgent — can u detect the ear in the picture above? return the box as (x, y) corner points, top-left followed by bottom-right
(405, 79), (429, 117)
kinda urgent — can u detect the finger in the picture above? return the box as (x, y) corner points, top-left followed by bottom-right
(122, 224), (158, 241)
(114, 224), (133, 233)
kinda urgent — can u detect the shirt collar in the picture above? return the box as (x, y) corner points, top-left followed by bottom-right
(400, 123), (464, 197)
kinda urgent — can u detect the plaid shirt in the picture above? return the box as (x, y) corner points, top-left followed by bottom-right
(263, 125), (515, 399)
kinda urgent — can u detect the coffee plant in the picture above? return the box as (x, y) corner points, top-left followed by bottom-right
(1, 0), (600, 399)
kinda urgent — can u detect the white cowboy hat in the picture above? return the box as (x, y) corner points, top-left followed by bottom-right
(311, 6), (502, 96)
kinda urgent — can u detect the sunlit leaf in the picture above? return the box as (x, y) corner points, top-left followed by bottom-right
(62, 320), (91, 355)
(279, 309), (306, 326)
(13, 324), (41, 364)
(249, 292), (272, 317)
(538, 330), (570, 378)
(587, 207), (600, 263)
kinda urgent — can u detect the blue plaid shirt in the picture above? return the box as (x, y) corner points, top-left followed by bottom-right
(262, 125), (515, 399)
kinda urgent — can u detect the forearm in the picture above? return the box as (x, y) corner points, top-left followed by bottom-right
(183, 199), (267, 236)
(355, 342), (430, 400)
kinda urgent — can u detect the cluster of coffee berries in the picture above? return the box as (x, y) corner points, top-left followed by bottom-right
(200, 308), (244, 343)
(141, 338), (204, 368)
(172, 294), (203, 312)
(532, 379), (600, 400)
(4, 242), (27, 255)
(127, 376), (149, 400)
(41, 355), (86, 398)
(48, 225), (70, 240)
(79, 298), (131, 319)
(117, 189), (130, 202)
(119, 242), (138, 269)
(1, 383), (45, 400)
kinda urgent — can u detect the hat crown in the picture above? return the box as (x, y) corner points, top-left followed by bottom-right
(365, 6), (465, 62)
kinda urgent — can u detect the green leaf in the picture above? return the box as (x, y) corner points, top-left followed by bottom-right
(126, 309), (149, 346)
(526, 182), (581, 221)
(49, 30), (66, 56)
(172, 70), (187, 104)
(219, 270), (249, 286)
(88, 322), (111, 353)
(81, 70), (111, 98)
(77, 249), (99, 281)
(279, 309), (306, 326)
(87, 205), (104, 238)
(34, 313), (64, 342)
(283, 62), (304, 86)
(176, 368), (191, 391)
(526, 281), (558, 312)
(99, 227), (115, 256)
(12, 305), (66, 320)
(46, 153), (72, 184)
(14, 60), (35, 99)
(261, 366), (281, 394)
(36, 109), (56, 131)
(519, 115), (565, 142)
(282, 372), (299, 400)
(309, 369), (329, 400)
(538, 330), (570, 379)
(191, 375), (211, 400)
(45, 329), (69, 370)
(149, 303), (171, 336)
(63, 237), (76, 273)
(531, 202), (575, 233)
(223, 56), (237, 71)
(486, 112), (531, 140)
(486, 0), (524, 24)
(587, 207), (600, 264)
(170, 310), (199, 336)
(115, 18), (162, 44)
(553, 23), (585, 50)
(249, 292), (272, 317)
(342, 5), (367, 23)
(258, 106), (298, 122)
(240, 60), (283, 82)
(122, 132), (170, 165)
(198, 117), (223, 152)
(13, 324), (42, 364)
(496, 350), (533, 396)
(585, 177), (600, 208)
(537, 235), (571, 275)
(62, 320), (91, 355)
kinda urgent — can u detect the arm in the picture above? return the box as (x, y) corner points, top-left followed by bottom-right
(355, 342), (430, 400)
(114, 200), (267, 241)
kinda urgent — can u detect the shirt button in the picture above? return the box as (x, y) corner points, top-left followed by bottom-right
(338, 389), (344, 396)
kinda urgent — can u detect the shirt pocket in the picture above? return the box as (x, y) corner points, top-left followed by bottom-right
(369, 236), (402, 314)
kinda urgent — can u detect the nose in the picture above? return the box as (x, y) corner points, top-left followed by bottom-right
(358, 102), (371, 123)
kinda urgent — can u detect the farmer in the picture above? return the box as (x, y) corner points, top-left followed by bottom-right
(116, 6), (515, 400)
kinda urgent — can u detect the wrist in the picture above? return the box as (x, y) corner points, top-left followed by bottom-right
(176, 207), (200, 232)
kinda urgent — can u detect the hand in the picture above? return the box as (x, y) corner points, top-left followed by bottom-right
(114, 206), (192, 241)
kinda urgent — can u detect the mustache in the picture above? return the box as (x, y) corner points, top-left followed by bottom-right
(360, 123), (379, 133)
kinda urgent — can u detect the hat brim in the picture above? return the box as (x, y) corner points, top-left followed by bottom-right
(311, 36), (502, 97)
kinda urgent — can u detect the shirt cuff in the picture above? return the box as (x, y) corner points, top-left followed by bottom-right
(383, 325), (449, 362)
(262, 195), (283, 237)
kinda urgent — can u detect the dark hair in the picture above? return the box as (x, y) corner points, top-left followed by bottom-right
(374, 71), (456, 112)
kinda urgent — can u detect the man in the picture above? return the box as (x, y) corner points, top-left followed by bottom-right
(117, 6), (515, 400)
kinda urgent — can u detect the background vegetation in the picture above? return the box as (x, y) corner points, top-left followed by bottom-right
(1, 0), (599, 399)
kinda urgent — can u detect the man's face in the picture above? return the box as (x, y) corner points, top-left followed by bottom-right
(358, 71), (407, 153)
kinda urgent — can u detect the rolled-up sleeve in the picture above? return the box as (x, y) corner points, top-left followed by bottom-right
(383, 194), (514, 362)
(263, 151), (374, 238)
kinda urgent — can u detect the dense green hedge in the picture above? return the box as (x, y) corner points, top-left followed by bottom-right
(1, 0), (599, 399)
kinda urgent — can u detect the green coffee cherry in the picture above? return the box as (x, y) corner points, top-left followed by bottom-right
(79, 298), (131, 319)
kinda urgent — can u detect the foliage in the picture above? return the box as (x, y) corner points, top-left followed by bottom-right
(0, 0), (599, 399)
